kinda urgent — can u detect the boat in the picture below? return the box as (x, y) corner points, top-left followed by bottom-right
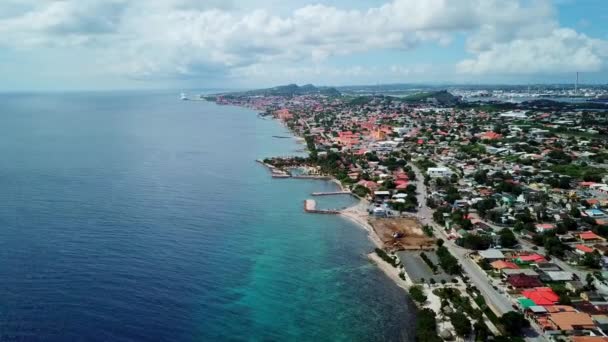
(180, 93), (189, 101)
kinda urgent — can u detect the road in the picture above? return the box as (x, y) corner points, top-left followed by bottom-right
(409, 165), (514, 315)
(410, 165), (549, 341)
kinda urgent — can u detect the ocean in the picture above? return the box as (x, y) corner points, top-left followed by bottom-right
(0, 91), (414, 341)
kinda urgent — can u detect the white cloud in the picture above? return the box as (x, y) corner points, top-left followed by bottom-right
(458, 28), (608, 74)
(0, 0), (606, 84)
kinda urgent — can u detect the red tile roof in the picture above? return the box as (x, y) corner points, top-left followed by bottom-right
(522, 287), (560, 305)
(576, 244), (595, 254)
(579, 231), (604, 241)
(507, 274), (543, 288)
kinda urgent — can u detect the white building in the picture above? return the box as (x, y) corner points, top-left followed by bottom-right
(427, 167), (453, 178)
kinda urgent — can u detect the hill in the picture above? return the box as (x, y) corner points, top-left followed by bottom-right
(401, 90), (461, 106)
(218, 84), (341, 97)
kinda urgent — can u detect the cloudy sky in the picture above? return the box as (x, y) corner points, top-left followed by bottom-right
(1, 0), (607, 91)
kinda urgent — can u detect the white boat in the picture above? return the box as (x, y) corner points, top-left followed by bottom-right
(180, 93), (188, 100)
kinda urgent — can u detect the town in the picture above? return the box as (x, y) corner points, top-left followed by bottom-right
(209, 84), (608, 342)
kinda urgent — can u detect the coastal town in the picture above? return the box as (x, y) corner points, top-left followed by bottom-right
(208, 84), (608, 342)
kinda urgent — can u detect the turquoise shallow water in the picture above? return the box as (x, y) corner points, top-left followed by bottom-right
(0, 91), (414, 341)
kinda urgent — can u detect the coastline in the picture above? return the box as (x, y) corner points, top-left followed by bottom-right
(254, 107), (417, 289)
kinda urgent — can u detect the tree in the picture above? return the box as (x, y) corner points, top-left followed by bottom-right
(581, 252), (601, 269)
(500, 311), (530, 336)
(415, 308), (442, 342)
(459, 234), (493, 250)
(409, 285), (427, 304)
(499, 228), (517, 248)
(450, 312), (472, 337)
(586, 273), (596, 289)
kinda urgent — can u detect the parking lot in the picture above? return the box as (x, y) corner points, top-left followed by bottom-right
(397, 251), (455, 283)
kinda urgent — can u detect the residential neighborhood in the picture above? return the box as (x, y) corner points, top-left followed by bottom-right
(210, 86), (608, 341)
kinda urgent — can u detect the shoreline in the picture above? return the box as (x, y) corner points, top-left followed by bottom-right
(252, 103), (424, 307)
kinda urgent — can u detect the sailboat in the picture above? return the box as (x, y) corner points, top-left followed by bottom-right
(180, 93), (189, 101)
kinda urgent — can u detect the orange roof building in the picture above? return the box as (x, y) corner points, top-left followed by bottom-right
(491, 260), (520, 270)
(579, 231), (605, 242)
(548, 311), (595, 331)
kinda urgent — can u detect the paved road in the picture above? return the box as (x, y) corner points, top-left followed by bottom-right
(410, 165), (549, 341)
(409, 165), (514, 315)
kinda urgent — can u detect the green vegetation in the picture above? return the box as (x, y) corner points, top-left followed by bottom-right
(414, 308), (443, 342)
(402, 90), (460, 106)
(422, 225), (434, 237)
(409, 285), (427, 304)
(531, 232), (569, 257)
(498, 228), (517, 248)
(352, 185), (370, 198)
(458, 234), (493, 250)
(550, 164), (605, 181)
(459, 143), (486, 157)
(375, 248), (399, 267)
(420, 252), (438, 273)
(450, 312), (472, 337)
(414, 158), (436, 172)
(436, 246), (462, 275)
(499, 312), (530, 336)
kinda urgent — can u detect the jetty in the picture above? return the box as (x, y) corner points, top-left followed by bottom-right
(256, 159), (290, 178)
(311, 191), (351, 196)
(292, 175), (331, 180)
(304, 200), (340, 214)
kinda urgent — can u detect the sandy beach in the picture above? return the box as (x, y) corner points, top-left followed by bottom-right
(339, 200), (384, 248)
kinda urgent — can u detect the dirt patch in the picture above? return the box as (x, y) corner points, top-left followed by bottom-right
(370, 217), (435, 251)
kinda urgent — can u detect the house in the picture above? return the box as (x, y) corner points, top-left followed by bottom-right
(579, 231), (606, 243)
(357, 180), (379, 192)
(547, 311), (595, 332)
(503, 269), (539, 278)
(575, 244), (595, 255)
(535, 263), (562, 272)
(479, 249), (505, 261)
(536, 223), (556, 233)
(373, 191), (391, 201)
(507, 274), (544, 288)
(571, 337), (608, 342)
(515, 253), (547, 265)
(543, 271), (575, 282)
(522, 287), (560, 305)
(427, 167), (453, 178)
(491, 260), (520, 270)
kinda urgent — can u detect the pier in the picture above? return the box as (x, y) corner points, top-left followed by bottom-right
(311, 191), (351, 196)
(303, 200), (340, 214)
(256, 159), (290, 178)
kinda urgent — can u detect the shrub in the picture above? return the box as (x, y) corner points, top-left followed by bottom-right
(409, 285), (427, 304)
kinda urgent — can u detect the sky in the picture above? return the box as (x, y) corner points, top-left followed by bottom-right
(1, 0), (607, 91)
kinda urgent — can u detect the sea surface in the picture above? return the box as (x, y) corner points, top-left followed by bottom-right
(0, 91), (415, 341)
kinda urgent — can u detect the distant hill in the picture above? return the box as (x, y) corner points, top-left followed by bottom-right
(218, 84), (341, 97)
(401, 90), (461, 106)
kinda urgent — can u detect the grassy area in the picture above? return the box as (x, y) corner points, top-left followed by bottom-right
(550, 164), (605, 180)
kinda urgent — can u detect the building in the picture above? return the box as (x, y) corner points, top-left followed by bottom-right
(427, 167), (453, 178)
(522, 287), (560, 305)
(478, 249), (505, 261)
(547, 311), (595, 332)
(507, 274), (544, 288)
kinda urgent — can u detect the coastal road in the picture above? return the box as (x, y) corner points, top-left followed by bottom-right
(410, 165), (514, 315)
(410, 165), (549, 341)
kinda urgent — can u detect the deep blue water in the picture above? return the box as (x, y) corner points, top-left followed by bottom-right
(0, 92), (414, 341)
